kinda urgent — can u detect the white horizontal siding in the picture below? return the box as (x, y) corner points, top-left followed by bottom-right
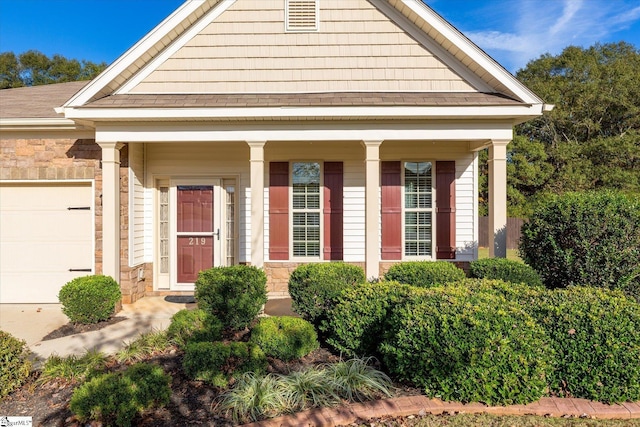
(131, 0), (475, 94)
(454, 152), (476, 261)
(343, 160), (365, 262)
(129, 143), (145, 267)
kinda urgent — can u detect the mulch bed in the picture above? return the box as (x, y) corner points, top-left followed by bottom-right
(0, 343), (419, 426)
(40, 317), (127, 341)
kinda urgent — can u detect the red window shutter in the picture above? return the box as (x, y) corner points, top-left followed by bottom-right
(436, 161), (456, 259)
(381, 161), (402, 260)
(323, 162), (343, 260)
(269, 162), (289, 260)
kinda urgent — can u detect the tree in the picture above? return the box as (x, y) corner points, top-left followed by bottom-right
(0, 52), (23, 89)
(480, 42), (640, 217)
(0, 50), (107, 88)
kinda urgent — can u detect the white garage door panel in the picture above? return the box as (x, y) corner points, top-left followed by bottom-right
(0, 183), (94, 303)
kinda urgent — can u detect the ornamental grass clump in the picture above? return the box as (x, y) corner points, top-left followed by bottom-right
(39, 349), (107, 384)
(58, 275), (121, 324)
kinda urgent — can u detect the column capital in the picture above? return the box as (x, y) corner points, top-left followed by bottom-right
(97, 142), (125, 151)
(247, 141), (266, 149)
(361, 140), (383, 148)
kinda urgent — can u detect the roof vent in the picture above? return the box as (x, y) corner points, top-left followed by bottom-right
(286, 0), (319, 32)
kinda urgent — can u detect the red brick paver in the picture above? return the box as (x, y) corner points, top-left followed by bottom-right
(242, 397), (640, 427)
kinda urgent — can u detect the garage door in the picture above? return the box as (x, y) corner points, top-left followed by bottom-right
(0, 182), (94, 303)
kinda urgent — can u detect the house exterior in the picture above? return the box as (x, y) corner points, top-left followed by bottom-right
(0, 0), (548, 304)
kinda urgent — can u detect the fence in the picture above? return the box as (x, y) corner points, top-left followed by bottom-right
(478, 217), (524, 249)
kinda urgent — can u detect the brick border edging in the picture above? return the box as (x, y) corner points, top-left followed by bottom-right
(242, 396), (640, 427)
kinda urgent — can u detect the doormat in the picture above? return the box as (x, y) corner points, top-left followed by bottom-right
(164, 295), (196, 304)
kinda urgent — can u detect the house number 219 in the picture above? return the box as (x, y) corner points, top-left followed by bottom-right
(188, 237), (207, 246)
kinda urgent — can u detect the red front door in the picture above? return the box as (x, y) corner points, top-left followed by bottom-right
(177, 185), (214, 283)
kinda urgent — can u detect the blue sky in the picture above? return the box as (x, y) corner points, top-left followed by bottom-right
(1, 0), (639, 74)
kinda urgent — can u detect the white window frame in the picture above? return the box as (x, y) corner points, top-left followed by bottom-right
(290, 161), (323, 261)
(402, 161), (435, 259)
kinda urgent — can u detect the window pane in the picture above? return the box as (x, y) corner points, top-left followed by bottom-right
(404, 162), (432, 257)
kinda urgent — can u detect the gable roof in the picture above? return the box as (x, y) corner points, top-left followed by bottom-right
(62, 0), (544, 112)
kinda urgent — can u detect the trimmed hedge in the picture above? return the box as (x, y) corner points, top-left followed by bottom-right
(534, 287), (640, 402)
(69, 363), (171, 427)
(379, 285), (552, 405)
(288, 263), (365, 329)
(249, 316), (319, 361)
(460, 279), (640, 403)
(195, 266), (267, 331)
(58, 275), (121, 324)
(166, 308), (223, 348)
(0, 330), (32, 398)
(182, 341), (267, 388)
(520, 190), (640, 296)
(469, 258), (542, 287)
(325, 281), (426, 358)
(383, 261), (466, 288)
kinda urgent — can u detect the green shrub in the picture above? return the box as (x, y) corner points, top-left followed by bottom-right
(69, 363), (171, 427)
(166, 308), (223, 348)
(182, 341), (267, 388)
(58, 275), (121, 324)
(325, 281), (426, 357)
(0, 330), (32, 398)
(383, 261), (466, 288)
(379, 285), (551, 405)
(288, 263), (365, 329)
(533, 287), (640, 402)
(469, 258), (542, 287)
(195, 265), (267, 331)
(249, 316), (318, 361)
(520, 190), (640, 296)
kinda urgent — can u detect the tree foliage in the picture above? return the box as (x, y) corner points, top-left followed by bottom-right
(0, 50), (107, 89)
(480, 42), (640, 217)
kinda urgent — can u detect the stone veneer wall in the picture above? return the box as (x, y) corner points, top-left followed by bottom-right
(0, 138), (147, 304)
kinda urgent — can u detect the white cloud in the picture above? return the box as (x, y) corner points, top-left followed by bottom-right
(455, 0), (640, 72)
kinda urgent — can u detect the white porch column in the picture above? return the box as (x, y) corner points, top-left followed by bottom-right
(98, 142), (124, 282)
(248, 141), (266, 269)
(488, 140), (509, 258)
(363, 140), (382, 279)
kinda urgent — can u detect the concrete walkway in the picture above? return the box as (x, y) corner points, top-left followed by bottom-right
(243, 395), (640, 426)
(0, 295), (296, 361)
